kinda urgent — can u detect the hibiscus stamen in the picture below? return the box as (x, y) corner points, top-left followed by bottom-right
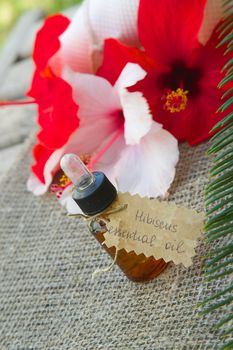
(0, 100), (38, 107)
(164, 88), (189, 113)
(50, 173), (73, 200)
(0, 96), (52, 108)
(59, 174), (71, 188)
(88, 128), (123, 170)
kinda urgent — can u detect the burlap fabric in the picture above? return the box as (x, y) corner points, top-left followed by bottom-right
(0, 137), (230, 350)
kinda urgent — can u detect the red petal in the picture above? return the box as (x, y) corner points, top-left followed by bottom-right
(158, 97), (224, 145)
(31, 144), (54, 184)
(133, 70), (226, 145)
(33, 14), (70, 71)
(28, 71), (79, 184)
(98, 38), (155, 85)
(131, 45), (227, 144)
(27, 70), (49, 100)
(29, 71), (79, 149)
(197, 23), (230, 89)
(138, 0), (207, 65)
(186, 88), (225, 145)
(37, 77), (79, 149)
(129, 20), (230, 145)
(27, 15), (78, 185)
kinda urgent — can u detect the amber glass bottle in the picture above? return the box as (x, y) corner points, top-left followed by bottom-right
(90, 220), (168, 282)
(61, 154), (168, 282)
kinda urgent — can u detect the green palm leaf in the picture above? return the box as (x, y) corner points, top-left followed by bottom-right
(198, 6), (233, 349)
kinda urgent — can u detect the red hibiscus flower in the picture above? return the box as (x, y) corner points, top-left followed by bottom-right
(98, 0), (230, 145)
(26, 15), (79, 192)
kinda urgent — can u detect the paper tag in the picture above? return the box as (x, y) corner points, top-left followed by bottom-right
(103, 193), (204, 268)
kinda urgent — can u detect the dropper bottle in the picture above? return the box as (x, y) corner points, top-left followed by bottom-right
(61, 153), (168, 282)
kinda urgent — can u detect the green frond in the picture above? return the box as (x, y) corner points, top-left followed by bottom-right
(222, 58), (233, 72)
(214, 148), (233, 162)
(206, 171), (233, 191)
(206, 198), (233, 215)
(197, 11), (233, 349)
(208, 133), (233, 154)
(206, 268), (233, 281)
(217, 96), (233, 112)
(220, 340), (233, 350)
(226, 66), (233, 75)
(206, 224), (233, 238)
(205, 244), (233, 257)
(218, 73), (233, 89)
(211, 123), (232, 141)
(217, 32), (233, 48)
(206, 228), (232, 242)
(217, 15), (233, 33)
(224, 45), (233, 56)
(221, 328), (233, 339)
(197, 286), (233, 307)
(198, 296), (233, 316)
(206, 187), (233, 206)
(205, 207), (233, 230)
(219, 23), (233, 39)
(223, 5), (233, 16)
(204, 248), (233, 268)
(211, 112), (233, 133)
(210, 162), (233, 176)
(223, 0), (233, 5)
(215, 314), (233, 329)
(210, 154), (233, 172)
(204, 259), (233, 274)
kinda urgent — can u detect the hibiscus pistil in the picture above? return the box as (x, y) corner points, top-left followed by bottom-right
(164, 88), (189, 113)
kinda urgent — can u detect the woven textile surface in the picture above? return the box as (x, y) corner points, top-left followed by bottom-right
(0, 137), (230, 350)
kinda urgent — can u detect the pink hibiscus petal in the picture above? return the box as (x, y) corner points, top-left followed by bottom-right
(51, 2), (94, 75)
(94, 123), (179, 198)
(113, 63), (152, 145)
(59, 184), (83, 214)
(63, 68), (122, 139)
(51, 0), (140, 76)
(28, 70), (123, 194)
(88, 0), (139, 47)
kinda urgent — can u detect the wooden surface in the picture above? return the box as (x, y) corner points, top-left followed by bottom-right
(0, 7), (78, 181)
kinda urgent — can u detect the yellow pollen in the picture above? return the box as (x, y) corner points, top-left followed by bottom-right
(164, 88), (189, 113)
(59, 174), (71, 188)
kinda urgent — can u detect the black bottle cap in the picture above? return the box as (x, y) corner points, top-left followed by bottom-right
(72, 171), (117, 216)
